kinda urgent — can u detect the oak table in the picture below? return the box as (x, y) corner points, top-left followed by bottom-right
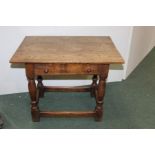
(10, 36), (124, 122)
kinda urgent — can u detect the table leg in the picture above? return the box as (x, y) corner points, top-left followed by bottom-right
(26, 64), (40, 122)
(95, 65), (109, 121)
(37, 76), (44, 98)
(90, 75), (97, 97)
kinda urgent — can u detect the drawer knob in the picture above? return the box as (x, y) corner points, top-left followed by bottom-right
(87, 68), (92, 73)
(44, 68), (49, 73)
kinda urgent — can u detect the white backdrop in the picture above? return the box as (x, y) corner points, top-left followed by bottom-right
(125, 26), (155, 77)
(0, 26), (132, 95)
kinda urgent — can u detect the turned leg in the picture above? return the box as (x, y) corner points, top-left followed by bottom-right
(28, 79), (40, 121)
(90, 75), (97, 97)
(26, 64), (40, 122)
(95, 65), (109, 121)
(37, 76), (44, 98)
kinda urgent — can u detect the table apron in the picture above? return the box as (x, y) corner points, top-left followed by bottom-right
(34, 63), (109, 75)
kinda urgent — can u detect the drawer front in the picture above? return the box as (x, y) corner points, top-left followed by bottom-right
(34, 64), (106, 75)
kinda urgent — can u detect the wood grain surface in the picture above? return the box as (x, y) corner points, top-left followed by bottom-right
(10, 36), (124, 64)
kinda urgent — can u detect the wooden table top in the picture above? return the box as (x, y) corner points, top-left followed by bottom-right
(10, 36), (124, 64)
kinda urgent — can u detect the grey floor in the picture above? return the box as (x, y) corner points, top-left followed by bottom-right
(0, 48), (155, 129)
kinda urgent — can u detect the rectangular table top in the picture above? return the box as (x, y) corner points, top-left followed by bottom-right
(10, 36), (124, 64)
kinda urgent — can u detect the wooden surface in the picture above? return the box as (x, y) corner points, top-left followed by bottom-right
(10, 36), (124, 122)
(10, 36), (124, 64)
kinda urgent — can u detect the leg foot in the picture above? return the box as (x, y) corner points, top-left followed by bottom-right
(31, 104), (40, 122)
(95, 105), (103, 121)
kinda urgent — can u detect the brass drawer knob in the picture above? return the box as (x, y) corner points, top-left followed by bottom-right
(44, 68), (49, 73)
